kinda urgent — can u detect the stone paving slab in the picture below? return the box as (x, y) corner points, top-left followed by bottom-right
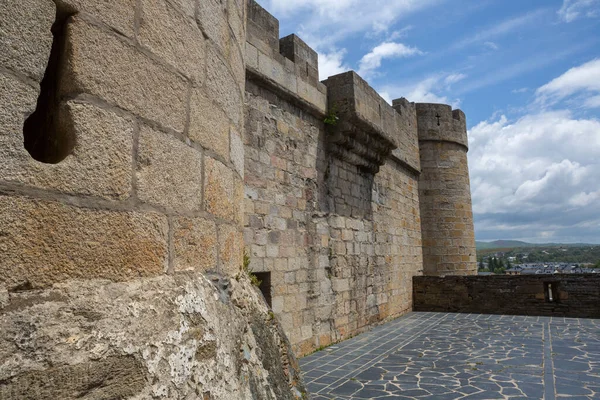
(300, 312), (600, 399)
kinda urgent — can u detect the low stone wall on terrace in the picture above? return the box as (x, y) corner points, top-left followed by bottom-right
(414, 275), (600, 318)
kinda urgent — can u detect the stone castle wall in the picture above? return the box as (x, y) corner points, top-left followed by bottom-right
(243, 1), (476, 356)
(1, 0), (245, 288)
(0, 0), (478, 396)
(0, 0), (307, 398)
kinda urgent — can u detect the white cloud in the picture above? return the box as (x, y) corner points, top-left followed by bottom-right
(386, 26), (413, 41)
(468, 111), (600, 242)
(584, 95), (600, 108)
(357, 42), (423, 78)
(471, 60), (600, 242)
(261, 0), (441, 47)
(451, 9), (548, 51)
(457, 45), (588, 95)
(378, 91), (393, 105)
(399, 77), (449, 104)
(484, 41), (499, 50)
(379, 73), (464, 106)
(558, 0), (600, 22)
(512, 87), (529, 94)
(536, 58), (600, 107)
(444, 73), (467, 86)
(318, 50), (351, 80)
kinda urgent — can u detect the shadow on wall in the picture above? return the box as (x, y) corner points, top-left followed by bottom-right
(324, 158), (374, 220)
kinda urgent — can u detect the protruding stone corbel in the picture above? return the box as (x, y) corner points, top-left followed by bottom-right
(323, 72), (398, 174)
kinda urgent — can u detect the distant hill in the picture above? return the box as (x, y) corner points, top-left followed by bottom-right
(476, 240), (597, 250)
(476, 240), (531, 249)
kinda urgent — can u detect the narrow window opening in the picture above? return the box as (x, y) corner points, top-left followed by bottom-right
(545, 282), (558, 303)
(23, 8), (74, 164)
(254, 272), (272, 308)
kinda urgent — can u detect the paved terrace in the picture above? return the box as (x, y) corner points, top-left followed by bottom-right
(300, 312), (600, 399)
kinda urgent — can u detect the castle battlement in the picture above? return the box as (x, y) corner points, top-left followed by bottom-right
(416, 103), (469, 149)
(246, 0), (327, 115)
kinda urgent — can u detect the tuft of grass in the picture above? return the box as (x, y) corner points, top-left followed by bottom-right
(324, 103), (339, 126)
(241, 251), (262, 287)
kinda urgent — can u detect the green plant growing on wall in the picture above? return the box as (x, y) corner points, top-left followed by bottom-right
(241, 251), (262, 287)
(324, 103), (339, 126)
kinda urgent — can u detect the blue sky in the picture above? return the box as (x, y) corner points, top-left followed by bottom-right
(256, 0), (600, 244)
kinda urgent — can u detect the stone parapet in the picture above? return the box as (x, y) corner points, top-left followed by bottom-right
(416, 103), (468, 149)
(323, 71), (399, 174)
(245, 0), (327, 116)
(414, 275), (600, 318)
(391, 97), (420, 173)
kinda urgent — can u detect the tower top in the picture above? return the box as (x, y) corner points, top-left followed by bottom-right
(415, 103), (468, 149)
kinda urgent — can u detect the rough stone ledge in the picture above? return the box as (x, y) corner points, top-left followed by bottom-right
(324, 71), (400, 173)
(246, 67), (326, 119)
(0, 272), (308, 399)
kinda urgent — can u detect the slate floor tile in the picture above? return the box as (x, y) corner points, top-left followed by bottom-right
(299, 312), (600, 400)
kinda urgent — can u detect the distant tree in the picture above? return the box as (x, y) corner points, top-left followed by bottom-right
(507, 260), (512, 269)
(489, 257), (499, 273)
(479, 259), (485, 270)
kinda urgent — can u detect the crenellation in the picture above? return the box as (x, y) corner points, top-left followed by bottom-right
(416, 103), (469, 149)
(246, 0), (280, 56)
(279, 34), (319, 84)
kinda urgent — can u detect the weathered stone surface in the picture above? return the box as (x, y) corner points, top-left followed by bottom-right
(0, 73), (38, 138)
(219, 223), (244, 275)
(189, 87), (230, 159)
(230, 128), (245, 178)
(228, 0), (246, 45)
(391, 97), (420, 172)
(168, 0), (196, 18)
(137, 124), (203, 211)
(173, 216), (218, 272)
(204, 155), (235, 221)
(246, 0), (279, 55)
(0, 356), (146, 400)
(56, 0), (137, 38)
(205, 44), (243, 128)
(197, 0), (230, 53)
(139, 0), (205, 83)
(62, 17), (188, 132)
(1, 101), (134, 200)
(0, 196), (168, 289)
(0, 273), (308, 399)
(323, 71), (398, 173)
(0, 0), (54, 81)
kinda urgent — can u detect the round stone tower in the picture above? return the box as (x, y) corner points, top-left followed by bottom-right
(416, 103), (477, 276)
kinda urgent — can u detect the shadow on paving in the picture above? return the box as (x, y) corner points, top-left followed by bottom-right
(299, 312), (600, 399)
